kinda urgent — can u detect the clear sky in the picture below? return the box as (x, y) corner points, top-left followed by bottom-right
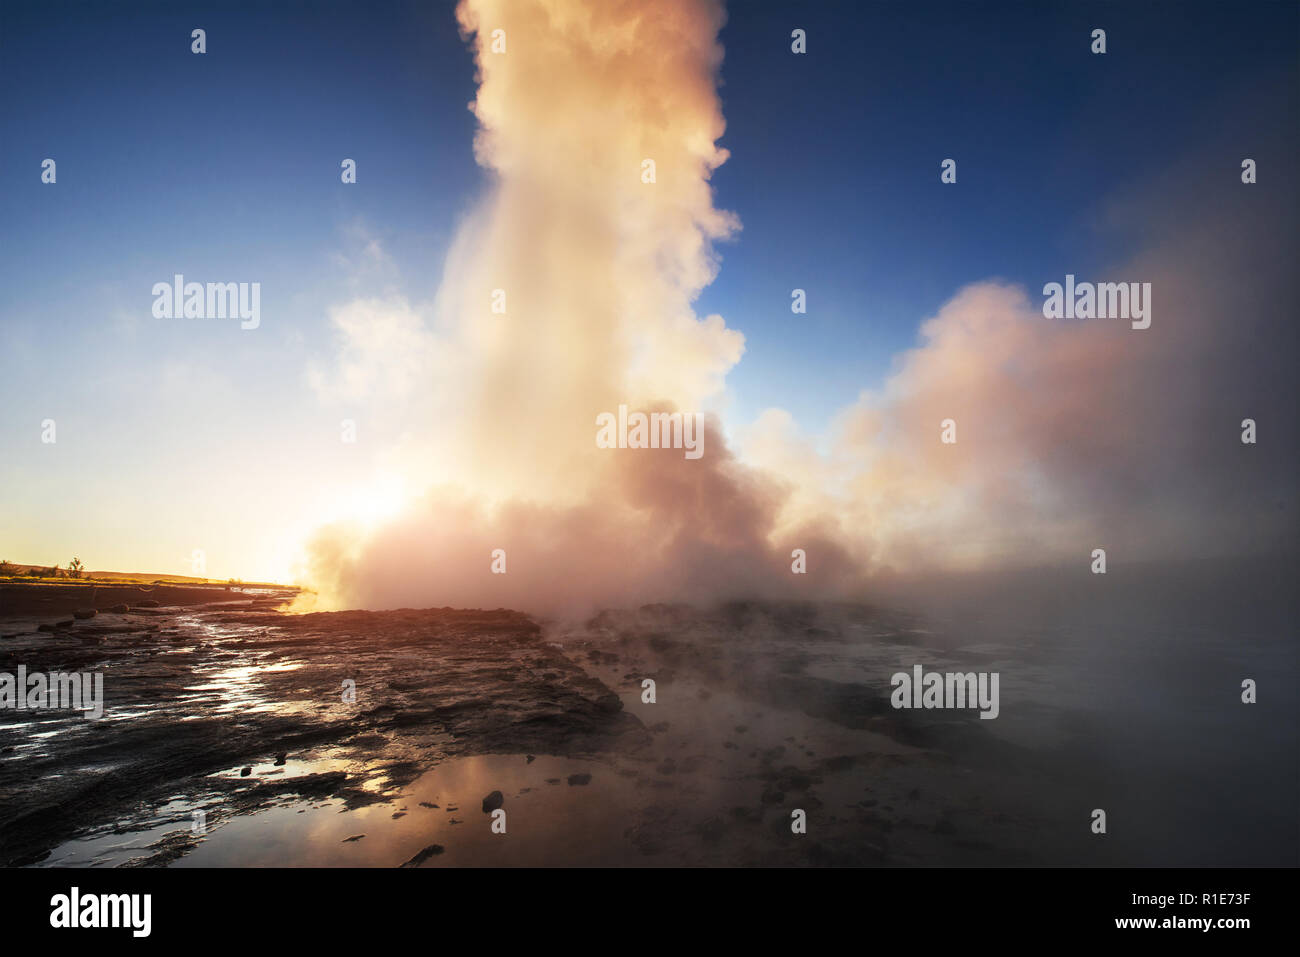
(1, 0), (1296, 586)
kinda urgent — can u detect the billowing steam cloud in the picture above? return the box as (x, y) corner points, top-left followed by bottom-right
(300, 0), (1296, 615)
(300, 0), (844, 614)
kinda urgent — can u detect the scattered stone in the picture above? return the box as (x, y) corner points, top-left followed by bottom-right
(481, 790), (504, 813)
(341, 834), (365, 843)
(400, 844), (445, 867)
(419, 802), (439, 809)
(525, 754), (536, 763)
(274, 752), (288, 766)
(567, 773), (592, 786)
(72, 609), (97, 620)
(109, 604), (130, 614)
(239, 766), (252, 777)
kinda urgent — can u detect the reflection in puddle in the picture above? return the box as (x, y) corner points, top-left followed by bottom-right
(18, 594), (1295, 868)
(43, 754), (647, 867)
(181, 754), (642, 867)
(178, 620), (306, 718)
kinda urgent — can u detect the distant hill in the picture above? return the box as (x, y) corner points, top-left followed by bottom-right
(0, 562), (286, 589)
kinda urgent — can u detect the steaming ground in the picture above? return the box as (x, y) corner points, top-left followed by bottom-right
(2, 556), (1293, 867)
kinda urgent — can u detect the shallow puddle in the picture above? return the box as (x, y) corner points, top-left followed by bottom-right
(42, 753), (648, 867)
(180, 754), (640, 867)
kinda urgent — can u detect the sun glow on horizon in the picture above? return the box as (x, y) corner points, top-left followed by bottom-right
(323, 473), (410, 532)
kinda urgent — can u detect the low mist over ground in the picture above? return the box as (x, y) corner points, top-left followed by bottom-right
(2, 553), (1293, 867)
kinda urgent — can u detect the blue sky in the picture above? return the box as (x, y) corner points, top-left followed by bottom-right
(0, 0), (1295, 577)
(701, 0), (1298, 425)
(3, 1), (1294, 428)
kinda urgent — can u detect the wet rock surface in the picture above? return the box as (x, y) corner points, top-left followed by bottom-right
(0, 601), (645, 866)
(2, 595), (1289, 867)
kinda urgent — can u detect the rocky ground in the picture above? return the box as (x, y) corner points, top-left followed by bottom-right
(1, 591), (1292, 866)
(0, 598), (643, 866)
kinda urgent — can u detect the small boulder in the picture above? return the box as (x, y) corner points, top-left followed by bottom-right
(401, 844), (445, 867)
(481, 790), (504, 813)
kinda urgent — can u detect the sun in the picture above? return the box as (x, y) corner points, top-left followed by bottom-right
(334, 475), (409, 530)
